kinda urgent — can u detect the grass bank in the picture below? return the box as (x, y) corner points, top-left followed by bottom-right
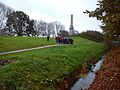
(0, 37), (105, 90)
(0, 36), (55, 53)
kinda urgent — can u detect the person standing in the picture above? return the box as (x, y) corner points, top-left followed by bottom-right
(47, 36), (50, 41)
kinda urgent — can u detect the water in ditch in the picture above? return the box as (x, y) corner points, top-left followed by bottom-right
(71, 55), (106, 90)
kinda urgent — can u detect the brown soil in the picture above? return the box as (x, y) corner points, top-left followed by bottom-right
(0, 60), (16, 67)
(89, 46), (120, 90)
(55, 64), (90, 90)
(55, 59), (98, 90)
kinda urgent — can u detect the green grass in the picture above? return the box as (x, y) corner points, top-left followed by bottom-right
(0, 37), (105, 90)
(0, 36), (55, 53)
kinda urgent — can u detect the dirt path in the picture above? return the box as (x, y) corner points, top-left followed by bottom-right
(88, 46), (120, 90)
(0, 44), (59, 55)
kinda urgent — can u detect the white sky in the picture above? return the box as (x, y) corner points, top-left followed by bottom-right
(0, 0), (102, 32)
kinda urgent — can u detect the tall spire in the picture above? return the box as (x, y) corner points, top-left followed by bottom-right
(70, 14), (73, 28)
(69, 14), (74, 35)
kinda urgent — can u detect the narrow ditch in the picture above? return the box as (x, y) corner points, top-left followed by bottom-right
(71, 55), (106, 90)
(56, 55), (106, 90)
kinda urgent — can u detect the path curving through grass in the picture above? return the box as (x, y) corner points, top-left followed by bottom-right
(0, 37), (105, 90)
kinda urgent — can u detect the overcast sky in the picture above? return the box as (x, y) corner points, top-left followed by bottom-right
(0, 0), (102, 32)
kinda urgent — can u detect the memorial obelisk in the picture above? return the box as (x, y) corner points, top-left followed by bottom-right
(69, 14), (74, 35)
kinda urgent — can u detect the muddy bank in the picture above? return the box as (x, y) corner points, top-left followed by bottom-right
(88, 46), (120, 90)
(55, 57), (103, 90)
(71, 56), (105, 90)
(55, 65), (89, 90)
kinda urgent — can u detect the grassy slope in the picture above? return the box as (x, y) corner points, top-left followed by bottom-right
(0, 37), (105, 90)
(0, 36), (55, 53)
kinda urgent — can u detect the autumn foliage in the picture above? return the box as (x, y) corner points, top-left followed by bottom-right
(84, 0), (120, 40)
(89, 46), (120, 90)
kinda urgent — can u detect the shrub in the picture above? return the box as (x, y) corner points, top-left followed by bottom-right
(79, 30), (104, 42)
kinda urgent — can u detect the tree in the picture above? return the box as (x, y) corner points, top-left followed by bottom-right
(47, 22), (55, 37)
(26, 20), (35, 36)
(39, 20), (47, 37)
(0, 2), (13, 35)
(84, 0), (120, 40)
(5, 11), (31, 36)
(80, 30), (104, 42)
(33, 20), (41, 37)
(33, 20), (47, 37)
(45, 21), (65, 37)
(58, 30), (69, 37)
(53, 21), (64, 36)
(33, 20), (66, 37)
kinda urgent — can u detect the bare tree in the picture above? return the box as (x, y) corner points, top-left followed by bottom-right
(53, 21), (61, 36)
(33, 20), (40, 37)
(0, 2), (13, 35)
(53, 21), (65, 36)
(34, 20), (47, 37)
(39, 20), (47, 37)
(47, 22), (55, 37)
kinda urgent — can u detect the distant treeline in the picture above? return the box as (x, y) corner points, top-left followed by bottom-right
(0, 2), (71, 37)
(72, 30), (104, 42)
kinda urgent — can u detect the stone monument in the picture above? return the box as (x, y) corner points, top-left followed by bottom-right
(69, 14), (74, 35)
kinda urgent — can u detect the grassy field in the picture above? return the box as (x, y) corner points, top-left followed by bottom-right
(0, 36), (55, 53)
(0, 37), (105, 90)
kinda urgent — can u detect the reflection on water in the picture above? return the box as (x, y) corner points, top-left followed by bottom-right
(71, 56), (105, 90)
